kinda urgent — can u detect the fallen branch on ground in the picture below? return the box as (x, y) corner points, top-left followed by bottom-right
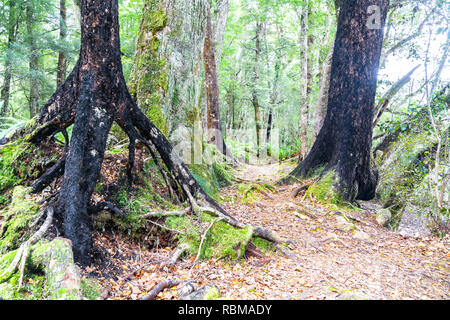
(140, 279), (187, 300)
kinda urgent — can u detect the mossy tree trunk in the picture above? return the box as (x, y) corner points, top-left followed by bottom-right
(129, 0), (210, 142)
(283, 0), (390, 202)
(26, 0), (41, 118)
(204, 5), (229, 158)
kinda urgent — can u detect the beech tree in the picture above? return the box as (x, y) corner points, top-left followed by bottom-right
(281, 0), (390, 202)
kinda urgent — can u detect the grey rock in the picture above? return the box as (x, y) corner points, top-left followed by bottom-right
(376, 208), (392, 227)
(398, 204), (433, 238)
(181, 285), (220, 300)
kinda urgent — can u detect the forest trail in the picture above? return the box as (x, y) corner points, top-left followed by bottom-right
(93, 161), (449, 300)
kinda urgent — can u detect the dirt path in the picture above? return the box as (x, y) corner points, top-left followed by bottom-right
(93, 162), (449, 300)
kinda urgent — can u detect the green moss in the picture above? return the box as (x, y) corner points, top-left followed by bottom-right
(212, 162), (234, 188)
(189, 164), (221, 202)
(80, 278), (102, 300)
(165, 212), (254, 261)
(0, 248), (46, 300)
(306, 171), (342, 205)
(0, 138), (34, 192)
(0, 186), (40, 253)
(237, 182), (275, 204)
(128, 0), (169, 137)
(203, 286), (220, 300)
(252, 237), (277, 254)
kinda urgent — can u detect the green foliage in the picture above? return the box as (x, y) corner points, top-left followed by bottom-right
(0, 248), (46, 300)
(80, 278), (102, 300)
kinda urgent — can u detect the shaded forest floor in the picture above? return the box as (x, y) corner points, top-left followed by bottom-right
(84, 161), (449, 300)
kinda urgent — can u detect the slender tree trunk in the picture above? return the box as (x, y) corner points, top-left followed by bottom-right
(267, 26), (282, 153)
(57, 0), (67, 88)
(27, 2), (40, 118)
(298, 4), (312, 160)
(313, 39), (334, 141)
(312, 0), (340, 143)
(1, 0), (17, 116)
(252, 21), (264, 159)
(283, 0), (390, 202)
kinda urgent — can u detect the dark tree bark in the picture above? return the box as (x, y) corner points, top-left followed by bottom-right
(282, 0), (390, 202)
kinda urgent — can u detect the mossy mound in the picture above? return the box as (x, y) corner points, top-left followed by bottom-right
(165, 212), (254, 261)
(0, 186), (40, 253)
(0, 139), (35, 192)
(0, 238), (102, 300)
(237, 182), (274, 204)
(306, 171), (342, 205)
(189, 161), (234, 203)
(0, 249), (47, 300)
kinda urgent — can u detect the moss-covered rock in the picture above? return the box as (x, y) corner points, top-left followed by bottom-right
(30, 238), (82, 300)
(182, 285), (220, 300)
(376, 208), (392, 227)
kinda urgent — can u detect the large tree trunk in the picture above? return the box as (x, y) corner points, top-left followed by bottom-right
(204, 5), (229, 158)
(56, 0), (125, 261)
(283, 0), (390, 202)
(211, 0), (229, 74)
(129, 0), (210, 140)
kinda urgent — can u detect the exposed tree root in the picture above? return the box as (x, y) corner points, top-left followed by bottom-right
(89, 201), (126, 217)
(139, 279), (187, 300)
(291, 184), (310, 198)
(143, 207), (191, 218)
(190, 217), (223, 270)
(161, 243), (191, 270)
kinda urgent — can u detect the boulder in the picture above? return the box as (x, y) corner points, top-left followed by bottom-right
(397, 204), (433, 238)
(376, 208), (391, 227)
(180, 285), (220, 300)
